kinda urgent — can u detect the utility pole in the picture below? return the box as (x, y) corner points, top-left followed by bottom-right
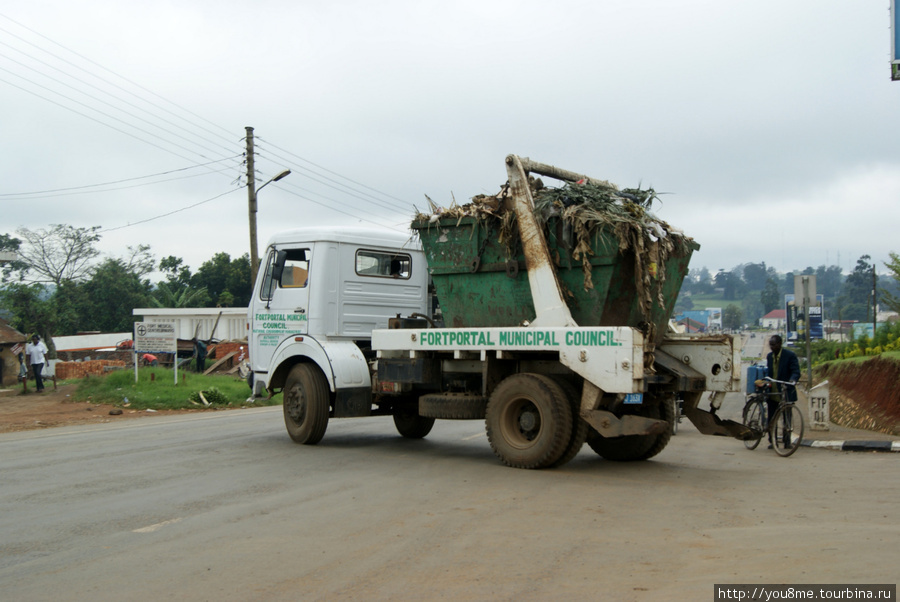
(246, 126), (259, 285)
(872, 262), (877, 338)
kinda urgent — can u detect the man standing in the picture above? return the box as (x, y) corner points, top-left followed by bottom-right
(766, 334), (801, 446)
(25, 334), (49, 392)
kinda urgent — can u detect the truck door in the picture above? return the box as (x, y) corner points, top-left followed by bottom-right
(250, 247), (311, 378)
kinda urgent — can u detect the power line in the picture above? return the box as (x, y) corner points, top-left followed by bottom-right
(0, 73), (233, 167)
(98, 187), (241, 234)
(0, 13), (235, 146)
(276, 186), (410, 232)
(0, 156), (241, 198)
(259, 137), (412, 207)
(0, 65), (236, 163)
(256, 148), (413, 216)
(0, 38), (239, 162)
(0, 14), (418, 235)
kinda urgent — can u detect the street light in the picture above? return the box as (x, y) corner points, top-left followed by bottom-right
(248, 168), (291, 286)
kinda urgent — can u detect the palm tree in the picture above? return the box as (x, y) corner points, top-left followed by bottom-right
(150, 282), (210, 308)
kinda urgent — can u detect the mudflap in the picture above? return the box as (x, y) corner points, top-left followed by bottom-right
(582, 409), (669, 438)
(683, 406), (756, 440)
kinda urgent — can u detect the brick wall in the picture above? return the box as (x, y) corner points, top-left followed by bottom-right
(55, 360), (127, 380)
(57, 350), (135, 365)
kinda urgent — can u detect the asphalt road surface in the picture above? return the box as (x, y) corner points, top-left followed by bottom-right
(1, 403), (897, 601)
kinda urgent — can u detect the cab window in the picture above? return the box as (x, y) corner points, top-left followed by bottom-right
(280, 249), (310, 288)
(259, 248), (309, 301)
(356, 250), (411, 279)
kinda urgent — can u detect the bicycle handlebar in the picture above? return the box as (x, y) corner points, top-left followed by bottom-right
(764, 376), (797, 387)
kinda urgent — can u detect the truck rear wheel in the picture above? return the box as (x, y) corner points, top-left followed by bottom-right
(586, 394), (674, 461)
(283, 363), (330, 445)
(393, 407), (436, 439)
(548, 377), (589, 468)
(485, 373), (573, 469)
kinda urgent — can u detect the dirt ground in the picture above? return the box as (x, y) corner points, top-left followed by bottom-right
(0, 384), (202, 434)
(822, 356), (900, 435)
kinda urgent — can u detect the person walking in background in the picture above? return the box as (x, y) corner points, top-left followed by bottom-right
(25, 334), (48, 392)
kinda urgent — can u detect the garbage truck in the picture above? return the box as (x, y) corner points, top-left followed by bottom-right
(247, 155), (751, 469)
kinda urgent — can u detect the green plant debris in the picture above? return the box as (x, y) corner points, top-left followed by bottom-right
(414, 176), (696, 352)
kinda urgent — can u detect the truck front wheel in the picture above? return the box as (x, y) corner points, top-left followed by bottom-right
(283, 363), (330, 445)
(485, 373), (573, 469)
(393, 403), (436, 439)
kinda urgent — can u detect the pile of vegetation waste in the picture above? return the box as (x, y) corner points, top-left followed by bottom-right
(416, 176), (696, 345)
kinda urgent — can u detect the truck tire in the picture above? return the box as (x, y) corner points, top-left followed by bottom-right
(548, 377), (589, 468)
(586, 394), (674, 461)
(283, 363), (330, 445)
(485, 373), (573, 469)
(393, 409), (436, 439)
(419, 393), (488, 419)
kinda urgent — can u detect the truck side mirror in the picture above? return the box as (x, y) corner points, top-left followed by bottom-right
(271, 250), (287, 283)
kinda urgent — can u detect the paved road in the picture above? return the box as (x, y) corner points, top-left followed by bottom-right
(1, 406), (897, 601)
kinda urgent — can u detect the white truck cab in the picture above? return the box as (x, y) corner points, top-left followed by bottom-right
(248, 227), (428, 410)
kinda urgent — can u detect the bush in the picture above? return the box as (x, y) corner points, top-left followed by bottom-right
(811, 321), (900, 366)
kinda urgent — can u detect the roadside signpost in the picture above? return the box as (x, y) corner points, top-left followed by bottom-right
(808, 381), (830, 431)
(893, 0), (900, 80)
(134, 322), (178, 383)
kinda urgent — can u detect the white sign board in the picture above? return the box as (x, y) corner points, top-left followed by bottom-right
(808, 381), (830, 431)
(134, 322), (177, 354)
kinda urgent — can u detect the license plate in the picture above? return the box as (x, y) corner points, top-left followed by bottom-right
(623, 393), (643, 404)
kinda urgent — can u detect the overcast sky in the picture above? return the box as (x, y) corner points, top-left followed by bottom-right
(2, 1), (898, 283)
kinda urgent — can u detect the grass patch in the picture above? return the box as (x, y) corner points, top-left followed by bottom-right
(71, 367), (281, 410)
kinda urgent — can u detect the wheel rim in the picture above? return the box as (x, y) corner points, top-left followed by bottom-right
(285, 384), (307, 424)
(499, 397), (542, 448)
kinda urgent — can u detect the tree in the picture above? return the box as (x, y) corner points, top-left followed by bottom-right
(0, 233), (28, 282)
(742, 263), (768, 290)
(761, 277), (781, 313)
(815, 264), (843, 315)
(74, 258), (153, 332)
(881, 252), (900, 314)
(674, 291), (694, 314)
(716, 269), (746, 301)
(723, 304), (743, 330)
(696, 267), (713, 294)
(0, 283), (59, 354)
(839, 255), (876, 318)
(150, 281), (210, 308)
(191, 252), (252, 307)
(742, 293), (763, 326)
(159, 255), (193, 289)
(15, 224), (101, 285)
(121, 244), (156, 278)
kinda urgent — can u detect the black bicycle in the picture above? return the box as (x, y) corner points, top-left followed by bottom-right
(741, 377), (804, 457)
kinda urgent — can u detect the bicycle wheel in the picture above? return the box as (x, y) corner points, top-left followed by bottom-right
(770, 403), (804, 457)
(742, 398), (765, 450)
